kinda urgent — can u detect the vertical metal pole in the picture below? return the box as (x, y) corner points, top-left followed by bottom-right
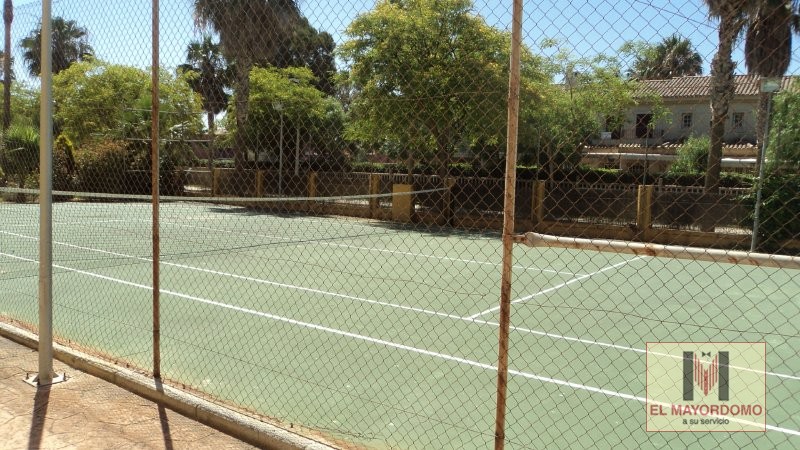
(494, 1), (522, 448)
(37, 0), (54, 385)
(278, 111), (284, 194)
(750, 94), (772, 252)
(151, 0), (161, 378)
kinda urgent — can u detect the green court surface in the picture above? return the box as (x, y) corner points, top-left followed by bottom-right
(1, 200), (798, 449)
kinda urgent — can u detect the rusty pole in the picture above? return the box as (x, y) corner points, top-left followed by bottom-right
(493, 0), (523, 448)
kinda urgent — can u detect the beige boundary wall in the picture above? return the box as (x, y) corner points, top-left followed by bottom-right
(202, 169), (799, 252)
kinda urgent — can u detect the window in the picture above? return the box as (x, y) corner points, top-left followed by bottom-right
(732, 112), (745, 130)
(682, 113), (693, 129)
(635, 113), (654, 138)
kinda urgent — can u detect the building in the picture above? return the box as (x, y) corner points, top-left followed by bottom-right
(582, 75), (795, 174)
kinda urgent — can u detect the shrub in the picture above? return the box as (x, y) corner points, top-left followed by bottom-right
(742, 172), (800, 251)
(74, 138), (129, 193)
(54, 134), (76, 191)
(670, 135), (709, 174)
(1, 125), (39, 189)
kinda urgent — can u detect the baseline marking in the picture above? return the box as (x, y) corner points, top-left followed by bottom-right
(1, 251), (795, 436)
(466, 257), (645, 320)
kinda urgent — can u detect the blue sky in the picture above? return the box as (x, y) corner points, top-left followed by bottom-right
(8, 0), (800, 86)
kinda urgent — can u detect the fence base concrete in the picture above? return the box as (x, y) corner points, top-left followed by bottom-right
(0, 321), (336, 450)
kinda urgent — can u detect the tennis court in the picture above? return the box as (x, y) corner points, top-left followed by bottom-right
(1, 199), (798, 449)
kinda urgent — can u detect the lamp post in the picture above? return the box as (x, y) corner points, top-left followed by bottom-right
(273, 101), (284, 195)
(751, 77), (780, 252)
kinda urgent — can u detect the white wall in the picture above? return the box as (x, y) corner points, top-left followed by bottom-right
(623, 98), (758, 144)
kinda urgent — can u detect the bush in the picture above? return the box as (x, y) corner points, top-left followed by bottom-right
(1, 125), (39, 189)
(742, 173), (800, 251)
(670, 135), (709, 174)
(74, 139), (130, 193)
(54, 134), (76, 191)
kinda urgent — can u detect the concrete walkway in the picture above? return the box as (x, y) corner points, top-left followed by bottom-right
(0, 335), (260, 449)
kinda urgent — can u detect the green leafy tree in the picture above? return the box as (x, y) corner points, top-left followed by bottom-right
(1, 82), (37, 128)
(20, 16), (94, 77)
(233, 66), (344, 169)
(193, 0), (301, 168)
(621, 34), (702, 80)
(274, 16), (337, 96)
(339, 0), (542, 179)
(525, 46), (646, 179)
(53, 60), (203, 146)
(765, 84), (800, 172)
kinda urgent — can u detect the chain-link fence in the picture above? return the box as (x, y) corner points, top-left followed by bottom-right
(1, 0), (798, 448)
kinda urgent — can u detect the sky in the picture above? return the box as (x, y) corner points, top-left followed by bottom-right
(8, 0), (800, 87)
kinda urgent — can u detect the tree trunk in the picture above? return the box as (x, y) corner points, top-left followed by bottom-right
(233, 60), (250, 172)
(705, 18), (738, 194)
(3, 0), (12, 131)
(206, 110), (214, 173)
(232, 60), (250, 194)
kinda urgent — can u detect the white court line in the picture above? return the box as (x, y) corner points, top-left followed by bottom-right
(160, 221), (583, 277)
(3, 230), (798, 383)
(0, 250), (795, 437)
(466, 257), (645, 320)
(0, 230), (465, 321)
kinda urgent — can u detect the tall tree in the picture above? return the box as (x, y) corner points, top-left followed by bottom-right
(3, 0), (12, 130)
(623, 34), (702, 80)
(704, 0), (748, 193)
(744, 0), (799, 152)
(20, 16), (93, 77)
(177, 35), (232, 135)
(273, 17), (337, 95)
(193, 0), (301, 168)
(339, 0), (545, 180)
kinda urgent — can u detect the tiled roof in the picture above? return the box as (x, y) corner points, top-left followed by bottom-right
(636, 75), (795, 99)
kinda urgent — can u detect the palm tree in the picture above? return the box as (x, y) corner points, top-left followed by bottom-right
(178, 36), (232, 171)
(3, 0), (12, 130)
(178, 36), (232, 135)
(744, 0), (800, 159)
(193, 0), (301, 168)
(704, 0), (749, 193)
(20, 16), (93, 77)
(629, 34), (702, 80)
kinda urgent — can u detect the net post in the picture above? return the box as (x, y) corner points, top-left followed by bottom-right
(212, 168), (221, 196)
(392, 183), (414, 222)
(307, 171), (317, 212)
(151, 0), (161, 379)
(494, 0), (523, 448)
(442, 176), (456, 226)
(531, 180), (545, 228)
(636, 184), (654, 240)
(369, 173), (380, 218)
(256, 170), (264, 197)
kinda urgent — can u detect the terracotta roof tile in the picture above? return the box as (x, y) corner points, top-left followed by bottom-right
(636, 75), (795, 98)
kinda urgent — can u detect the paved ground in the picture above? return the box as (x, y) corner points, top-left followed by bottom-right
(0, 336), (258, 450)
